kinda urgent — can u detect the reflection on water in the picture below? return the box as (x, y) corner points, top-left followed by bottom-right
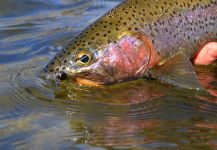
(0, 0), (217, 149)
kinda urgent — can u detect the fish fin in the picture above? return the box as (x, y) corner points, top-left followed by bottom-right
(150, 52), (202, 90)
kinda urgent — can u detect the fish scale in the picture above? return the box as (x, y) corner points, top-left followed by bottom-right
(44, 0), (217, 88)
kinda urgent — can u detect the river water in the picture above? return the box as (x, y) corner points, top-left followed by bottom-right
(0, 0), (217, 149)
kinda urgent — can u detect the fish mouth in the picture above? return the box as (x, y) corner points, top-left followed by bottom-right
(69, 72), (110, 87)
(75, 77), (104, 87)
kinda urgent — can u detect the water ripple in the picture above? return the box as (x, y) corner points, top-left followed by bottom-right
(0, 59), (57, 120)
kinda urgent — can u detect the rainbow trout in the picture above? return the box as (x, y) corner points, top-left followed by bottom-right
(44, 0), (217, 89)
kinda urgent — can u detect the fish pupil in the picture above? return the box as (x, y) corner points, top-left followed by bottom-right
(80, 55), (89, 63)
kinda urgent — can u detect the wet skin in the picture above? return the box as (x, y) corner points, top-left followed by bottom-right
(44, 0), (217, 88)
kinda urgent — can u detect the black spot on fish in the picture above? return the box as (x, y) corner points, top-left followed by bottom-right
(149, 12), (153, 16)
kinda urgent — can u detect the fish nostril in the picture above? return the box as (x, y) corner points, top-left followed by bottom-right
(56, 71), (67, 80)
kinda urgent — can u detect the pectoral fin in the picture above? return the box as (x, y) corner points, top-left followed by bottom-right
(150, 52), (202, 90)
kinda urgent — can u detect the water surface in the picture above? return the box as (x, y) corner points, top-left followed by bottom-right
(0, 0), (217, 149)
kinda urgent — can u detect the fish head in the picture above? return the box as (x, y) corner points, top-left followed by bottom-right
(44, 26), (152, 86)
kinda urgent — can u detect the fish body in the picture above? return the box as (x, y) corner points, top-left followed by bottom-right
(44, 0), (217, 88)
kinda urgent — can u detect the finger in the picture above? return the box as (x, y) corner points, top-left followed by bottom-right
(193, 42), (217, 65)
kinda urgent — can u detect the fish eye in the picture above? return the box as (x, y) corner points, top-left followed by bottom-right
(76, 51), (92, 65)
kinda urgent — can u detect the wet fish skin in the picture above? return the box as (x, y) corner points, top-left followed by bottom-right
(44, 0), (217, 86)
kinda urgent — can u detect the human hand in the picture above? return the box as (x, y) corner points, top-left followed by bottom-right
(193, 42), (217, 65)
